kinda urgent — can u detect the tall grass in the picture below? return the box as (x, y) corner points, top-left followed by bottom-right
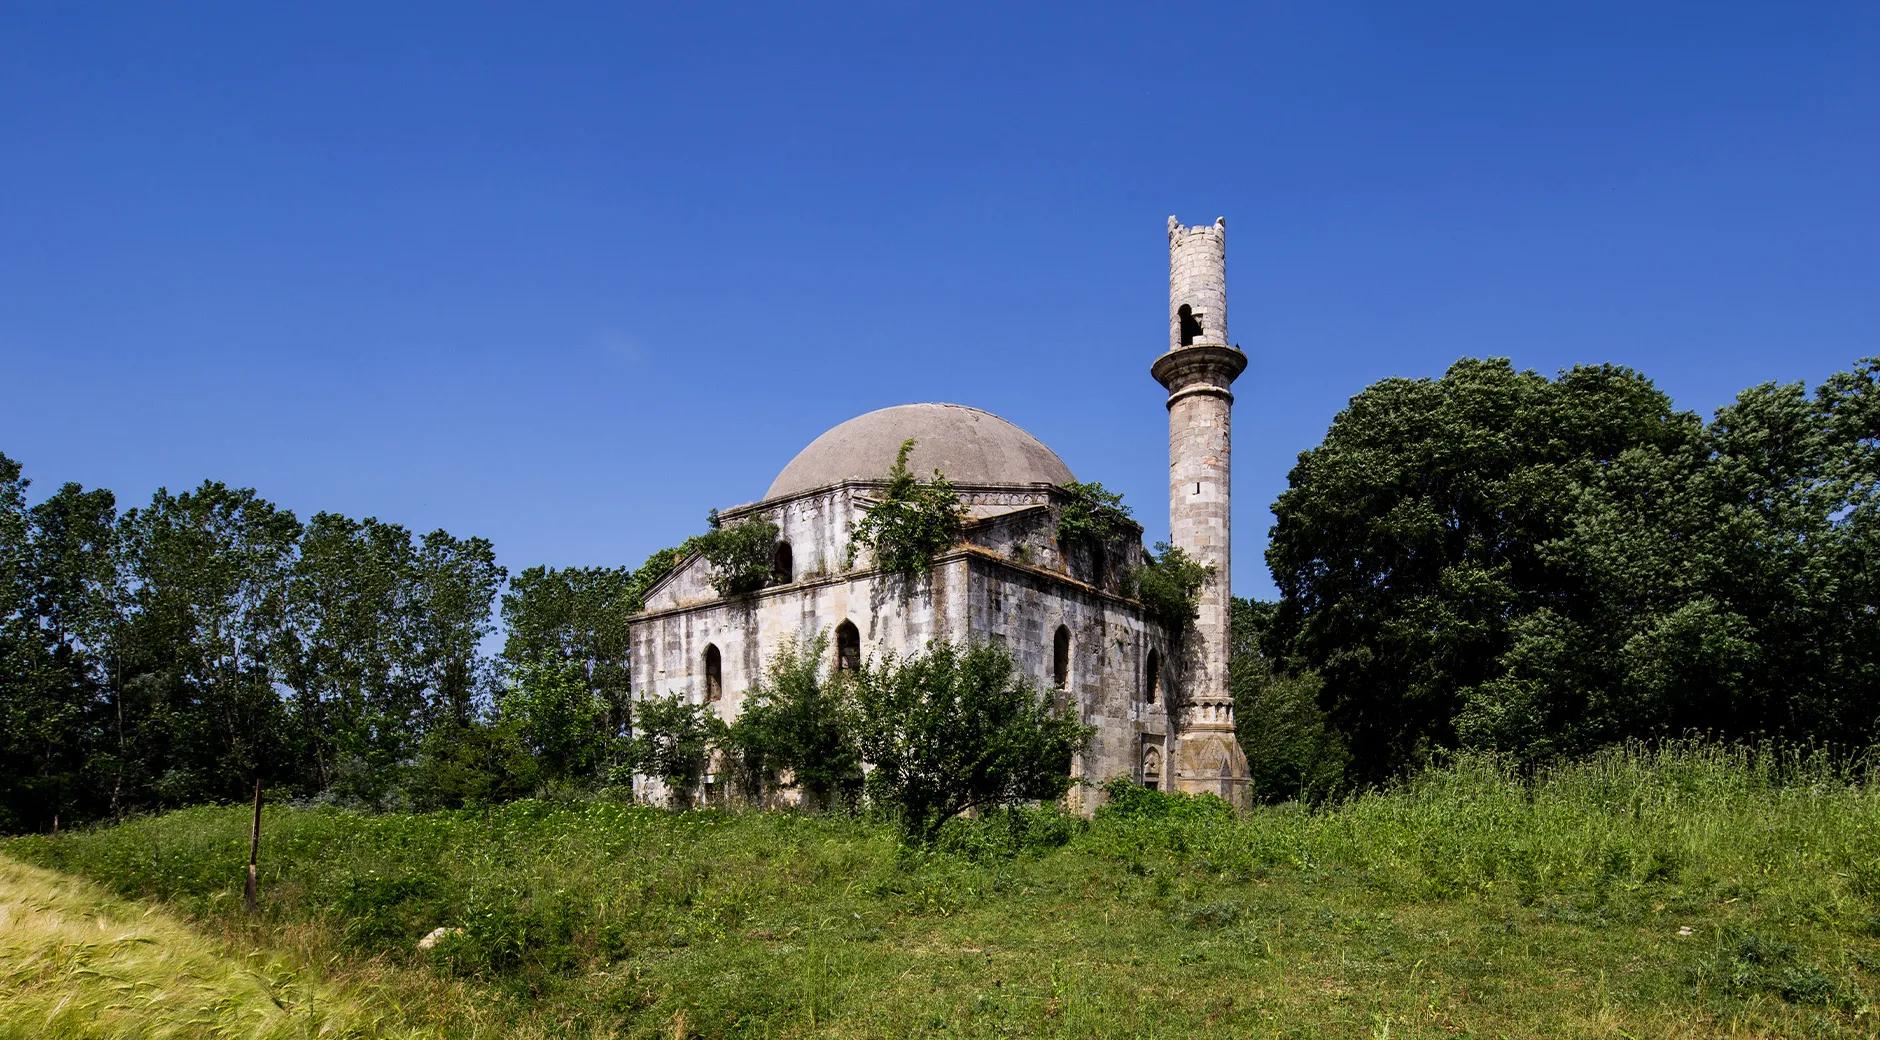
(0, 853), (428, 1040)
(6, 742), (1878, 1038)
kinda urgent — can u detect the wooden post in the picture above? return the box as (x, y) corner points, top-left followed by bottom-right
(243, 779), (262, 913)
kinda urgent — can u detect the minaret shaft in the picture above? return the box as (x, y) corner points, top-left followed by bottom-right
(1153, 216), (1251, 807)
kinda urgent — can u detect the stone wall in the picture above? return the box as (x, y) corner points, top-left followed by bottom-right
(632, 482), (1174, 810)
(1168, 216), (1228, 350)
(963, 553), (1172, 809)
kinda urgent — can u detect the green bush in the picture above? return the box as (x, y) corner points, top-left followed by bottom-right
(851, 639), (1092, 843)
(845, 439), (965, 578)
(1129, 542), (1211, 636)
(690, 518), (780, 597)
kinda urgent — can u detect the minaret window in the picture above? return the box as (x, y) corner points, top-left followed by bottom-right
(1178, 304), (1203, 346)
(1052, 625), (1072, 690)
(771, 541), (794, 584)
(836, 620), (861, 672)
(703, 644), (722, 702)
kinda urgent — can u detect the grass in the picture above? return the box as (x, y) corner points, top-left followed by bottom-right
(0, 851), (434, 1040)
(4, 743), (1879, 1038)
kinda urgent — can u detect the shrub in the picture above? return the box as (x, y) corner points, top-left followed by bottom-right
(1130, 542), (1211, 637)
(1056, 481), (1133, 549)
(628, 695), (718, 805)
(1094, 776), (1238, 825)
(407, 718), (540, 810)
(851, 640), (1092, 842)
(846, 439), (965, 578)
(721, 633), (862, 808)
(691, 518), (779, 597)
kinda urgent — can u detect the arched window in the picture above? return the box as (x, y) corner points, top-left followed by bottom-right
(1142, 743), (1163, 790)
(1052, 625), (1071, 690)
(703, 644), (722, 702)
(771, 541), (794, 585)
(1178, 304), (1204, 346)
(836, 620), (861, 673)
(1144, 648), (1161, 705)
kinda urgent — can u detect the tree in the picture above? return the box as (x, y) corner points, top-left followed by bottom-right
(628, 694), (717, 806)
(1227, 598), (1345, 803)
(722, 633), (861, 807)
(115, 482), (302, 808)
(285, 513), (424, 800)
(20, 481), (121, 826)
(1267, 356), (1880, 779)
(850, 640), (1091, 843)
(501, 565), (635, 750)
(410, 530), (504, 728)
(0, 457), (113, 830)
(1470, 359), (1880, 754)
(499, 653), (607, 785)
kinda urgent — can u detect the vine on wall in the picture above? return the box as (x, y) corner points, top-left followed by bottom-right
(845, 439), (966, 578)
(691, 517), (780, 597)
(1056, 480), (1133, 549)
(1130, 541), (1212, 638)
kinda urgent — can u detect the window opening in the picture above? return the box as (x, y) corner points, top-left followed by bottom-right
(836, 620), (861, 673)
(1178, 304), (1204, 346)
(703, 644), (722, 702)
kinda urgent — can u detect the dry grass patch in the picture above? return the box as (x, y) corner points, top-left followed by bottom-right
(0, 854), (425, 1040)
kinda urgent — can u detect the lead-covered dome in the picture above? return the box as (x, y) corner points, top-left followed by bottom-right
(765, 403), (1074, 501)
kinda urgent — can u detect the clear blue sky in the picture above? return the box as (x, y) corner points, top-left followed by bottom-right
(3, 3), (1875, 599)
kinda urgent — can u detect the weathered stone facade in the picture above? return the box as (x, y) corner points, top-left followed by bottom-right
(630, 475), (1170, 810)
(629, 217), (1251, 810)
(1155, 216), (1252, 806)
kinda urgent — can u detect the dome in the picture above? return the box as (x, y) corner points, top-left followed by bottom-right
(765, 403), (1075, 501)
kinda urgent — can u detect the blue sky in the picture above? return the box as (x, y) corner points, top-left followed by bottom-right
(3, 3), (1875, 599)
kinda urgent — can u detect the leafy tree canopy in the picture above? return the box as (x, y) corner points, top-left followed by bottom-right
(1267, 356), (1880, 782)
(851, 639), (1091, 843)
(721, 633), (862, 808)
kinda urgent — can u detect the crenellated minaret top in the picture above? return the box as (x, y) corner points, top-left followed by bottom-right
(1167, 215), (1227, 351)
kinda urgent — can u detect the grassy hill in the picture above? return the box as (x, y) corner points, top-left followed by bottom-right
(4, 745), (1878, 1039)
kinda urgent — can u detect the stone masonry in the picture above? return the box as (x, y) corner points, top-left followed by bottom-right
(1153, 216), (1252, 807)
(629, 216), (1253, 812)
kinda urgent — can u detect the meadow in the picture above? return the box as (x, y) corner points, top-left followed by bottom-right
(4, 744), (1878, 1039)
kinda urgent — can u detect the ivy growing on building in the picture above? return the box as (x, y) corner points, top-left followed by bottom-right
(691, 518), (780, 597)
(1130, 542), (1212, 638)
(846, 439), (966, 578)
(1056, 480), (1133, 549)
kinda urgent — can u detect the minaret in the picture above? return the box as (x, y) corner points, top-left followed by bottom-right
(1151, 215), (1251, 807)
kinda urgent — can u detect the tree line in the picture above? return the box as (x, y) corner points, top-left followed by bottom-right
(1238, 356), (1880, 796)
(0, 458), (688, 832)
(6, 355), (1876, 828)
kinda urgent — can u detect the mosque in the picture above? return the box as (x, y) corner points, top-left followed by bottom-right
(629, 217), (1250, 809)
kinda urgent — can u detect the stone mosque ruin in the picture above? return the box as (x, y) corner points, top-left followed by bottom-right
(629, 216), (1251, 810)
